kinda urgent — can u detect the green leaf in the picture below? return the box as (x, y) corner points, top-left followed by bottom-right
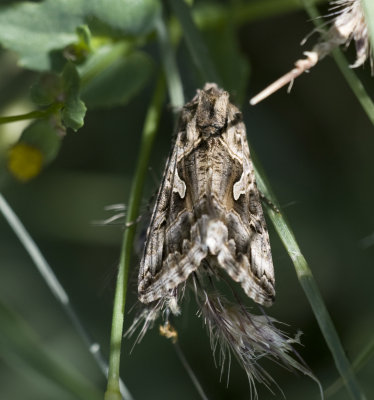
(20, 119), (62, 163)
(83, 0), (161, 37)
(28, 63), (86, 132)
(30, 74), (63, 107)
(63, 25), (93, 64)
(61, 63), (87, 131)
(0, 0), (160, 71)
(30, 63), (86, 131)
(76, 24), (92, 49)
(81, 51), (153, 109)
(0, 1), (82, 71)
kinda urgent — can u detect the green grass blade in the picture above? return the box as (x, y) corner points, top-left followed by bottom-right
(361, 0), (374, 53)
(351, 337), (374, 371)
(156, 16), (184, 108)
(168, 0), (221, 86)
(303, 1), (374, 127)
(254, 165), (365, 400)
(104, 76), (166, 400)
(331, 49), (374, 126)
(193, 0), (327, 28)
(0, 300), (102, 400)
(325, 337), (374, 398)
(171, 1), (365, 398)
(0, 193), (132, 399)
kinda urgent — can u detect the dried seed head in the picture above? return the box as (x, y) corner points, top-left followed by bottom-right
(127, 271), (321, 398)
(330, 0), (371, 67)
(198, 291), (321, 399)
(250, 0), (371, 105)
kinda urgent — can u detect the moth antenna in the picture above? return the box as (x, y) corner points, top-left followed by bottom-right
(249, 50), (319, 105)
(104, 203), (127, 211)
(91, 212), (127, 226)
(92, 203), (127, 226)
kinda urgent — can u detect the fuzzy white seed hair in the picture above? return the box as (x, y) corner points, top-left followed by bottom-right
(250, 0), (371, 105)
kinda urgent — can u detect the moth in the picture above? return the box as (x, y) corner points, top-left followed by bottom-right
(138, 83), (275, 308)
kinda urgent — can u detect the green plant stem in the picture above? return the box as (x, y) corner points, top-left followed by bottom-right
(193, 0), (327, 29)
(361, 0), (374, 54)
(331, 49), (374, 126)
(156, 16), (184, 109)
(168, 0), (221, 86)
(325, 337), (374, 398)
(0, 103), (63, 125)
(104, 75), (165, 400)
(78, 42), (133, 87)
(303, 0), (374, 126)
(254, 165), (365, 400)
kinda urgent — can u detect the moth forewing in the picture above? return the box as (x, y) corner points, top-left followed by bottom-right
(138, 83), (275, 307)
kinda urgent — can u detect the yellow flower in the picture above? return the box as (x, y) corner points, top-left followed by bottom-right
(8, 143), (43, 182)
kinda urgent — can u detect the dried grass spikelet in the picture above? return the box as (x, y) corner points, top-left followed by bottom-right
(126, 272), (322, 398)
(250, 0), (371, 105)
(197, 290), (322, 399)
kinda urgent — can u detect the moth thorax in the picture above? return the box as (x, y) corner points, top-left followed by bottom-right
(199, 124), (224, 139)
(205, 219), (228, 256)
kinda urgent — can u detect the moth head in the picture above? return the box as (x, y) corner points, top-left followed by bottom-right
(196, 84), (229, 138)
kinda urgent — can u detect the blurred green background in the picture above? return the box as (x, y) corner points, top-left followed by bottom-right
(0, 0), (373, 399)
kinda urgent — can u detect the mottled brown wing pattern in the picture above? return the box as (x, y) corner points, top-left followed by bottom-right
(220, 103), (275, 304)
(138, 144), (199, 303)
(138, 83), (275, 306)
